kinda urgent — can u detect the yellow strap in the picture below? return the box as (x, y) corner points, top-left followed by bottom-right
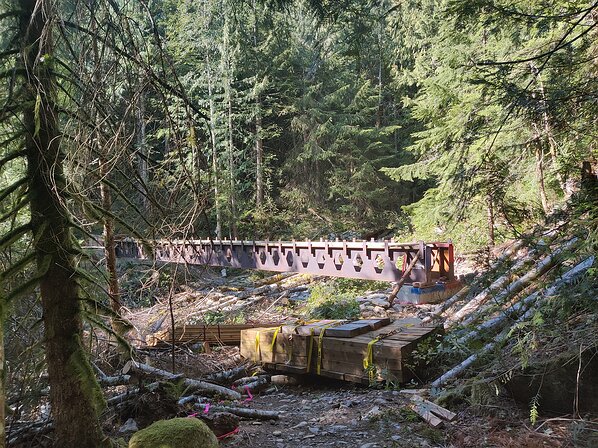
(316, 322), (342, 375)
(254, 331), (260, 362)
(270, 326), (282, 361)
(306, 328), (315, 371)
(363, 336), (381, 382)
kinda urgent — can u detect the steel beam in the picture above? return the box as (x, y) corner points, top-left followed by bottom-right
(114, 239), (454, 285)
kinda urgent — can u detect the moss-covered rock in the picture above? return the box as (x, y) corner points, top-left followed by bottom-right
(128, 418), (218, 448)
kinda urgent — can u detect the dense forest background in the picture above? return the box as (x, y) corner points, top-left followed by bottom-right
(110, 0), (595, 250)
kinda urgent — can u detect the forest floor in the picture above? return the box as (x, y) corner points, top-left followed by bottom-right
(105, 257), (589, 448)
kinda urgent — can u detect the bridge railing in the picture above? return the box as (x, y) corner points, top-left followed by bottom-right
(114, 238), (454, 286)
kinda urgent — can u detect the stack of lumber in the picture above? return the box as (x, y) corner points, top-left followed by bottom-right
(240, 318), (442, 384)
(146, 323), (283, 347)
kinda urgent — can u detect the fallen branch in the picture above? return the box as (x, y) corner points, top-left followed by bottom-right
(98, 375), (131, 387)
(196, 403), (280, 420)
(123, 361), (241, 400)
(206, 365), (250, 385)
(232, 375), (269, 387)
(236, 376), (270, 393)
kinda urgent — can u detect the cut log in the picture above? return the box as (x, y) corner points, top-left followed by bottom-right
(195, 403), (279, 420)
(122, 361), (241, 400)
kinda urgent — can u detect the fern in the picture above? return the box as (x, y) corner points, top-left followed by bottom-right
(529, 393), (541, 425)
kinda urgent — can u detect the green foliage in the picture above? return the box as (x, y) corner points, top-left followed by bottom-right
(203, 311), (226, 325)
(306, 282), (360, 320)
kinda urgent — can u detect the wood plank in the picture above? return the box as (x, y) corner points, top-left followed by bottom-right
(410, 400), (444, 427)
(411, 396), (456, 421)
(324, 318), (391, 337)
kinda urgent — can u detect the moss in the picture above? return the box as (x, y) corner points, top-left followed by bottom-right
(128, 418), (218, 448)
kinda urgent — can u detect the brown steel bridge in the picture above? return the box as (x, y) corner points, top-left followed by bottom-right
(114, 238), (454, 286)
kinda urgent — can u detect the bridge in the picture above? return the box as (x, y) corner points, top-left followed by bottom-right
(114, 238), (455, 286)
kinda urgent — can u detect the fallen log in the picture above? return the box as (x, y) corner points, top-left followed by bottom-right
(443, 256), (531, 327)
(253, 272), (297, 287)
(195, 403), (279, 420)
(232, 375), (270, 387)
(431, 255), (585, 390)
(122, 361), (241, 400)
(446, 239), (576, 328)
(206, 365), (251, 385)
(422, 286), (471, 324)
(456, 257), (594, 347)
(98, 374), (131, 387)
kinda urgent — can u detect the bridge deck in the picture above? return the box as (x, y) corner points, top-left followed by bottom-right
(115, 238), (454, 285)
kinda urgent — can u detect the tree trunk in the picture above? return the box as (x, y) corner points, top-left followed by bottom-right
(21, 1), (108, 446)
(534, 139), (550, 215)
(223, 13), (238, 238)
(376, 19), (383, 128)
(486, 194), (495, 247)
(530, 62), (568, 196)
(0, 312), (5, 448)
(255, 94), (264, 206)
(136, 88), (149, 211)
(206, 55), (222, 238)
(91, 1), (122, 331)
(99, 160), (123, 326)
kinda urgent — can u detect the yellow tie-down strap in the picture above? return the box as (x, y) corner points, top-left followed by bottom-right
(363, 336), (381, 382)
(362, 327), (403, 382)
(315, 322), (344, 375)
(254, 326), (283, 363)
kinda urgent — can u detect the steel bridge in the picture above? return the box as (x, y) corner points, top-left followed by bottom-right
(114, 239), (454, 286)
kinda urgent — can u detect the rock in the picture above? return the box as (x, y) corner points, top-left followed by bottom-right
(292, 421), (308, 429)
(359, 443), (378, 448)
(372, 306), (386, 314)
(308, 426), (320, 434)
(328, 425), (348, 433)
(128, 418), (218, 448)
(273, 430), (282, 436)
(366, 293), (387, 300)
(368, 298), (390, 308)
(363, 406), (382, 419)
(119, 418), (138, 433)
(199, 412), (239, 437)
(359, 304), (373, 311)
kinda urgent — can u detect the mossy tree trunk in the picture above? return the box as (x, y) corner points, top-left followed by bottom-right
(20, 1), (108, 446)
(0, 309), (5, 448)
